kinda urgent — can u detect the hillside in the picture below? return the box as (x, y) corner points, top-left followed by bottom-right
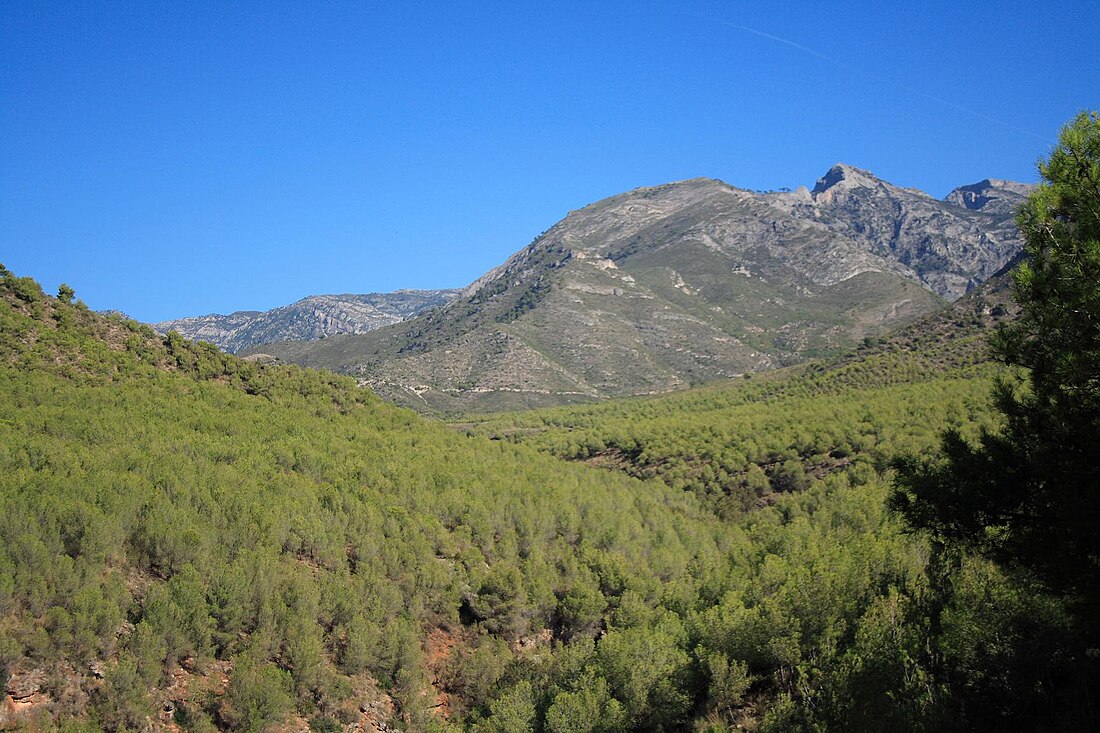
(0, 266), (721, 731)
(155, 289), (461, 354)
(1, 264), (1054, 731)
(456, 258), (1020, 513)
(250, 168), (1028, 413)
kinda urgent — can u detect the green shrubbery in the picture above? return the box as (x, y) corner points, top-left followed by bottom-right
(4, 113), (1094, 733)
(0, 262), (967, 731)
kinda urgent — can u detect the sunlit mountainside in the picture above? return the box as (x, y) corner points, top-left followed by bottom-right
(246, 167), (1028, 413)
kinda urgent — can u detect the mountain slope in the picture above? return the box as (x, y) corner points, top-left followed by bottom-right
(155, 289), (460, 353)
(453, 254), (1023, 527)
(2, 265), (1057, 731)
(251, 167), (1029, 413)
(0, 266), (723, 730)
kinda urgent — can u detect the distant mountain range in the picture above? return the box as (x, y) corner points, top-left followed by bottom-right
(155, 289), (461, 353)
(233, 166), (1029, 412)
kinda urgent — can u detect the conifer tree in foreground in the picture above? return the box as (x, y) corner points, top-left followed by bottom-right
(892, 111), (1100, 726)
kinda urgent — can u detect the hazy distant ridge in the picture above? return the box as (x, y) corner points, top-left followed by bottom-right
(156, 289), (461, 353)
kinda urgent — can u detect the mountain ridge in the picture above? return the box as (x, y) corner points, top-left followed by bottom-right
(242, 166), (1031, 413)
(155, 288), (461, 353)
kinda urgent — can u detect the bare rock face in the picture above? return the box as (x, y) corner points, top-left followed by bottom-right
(5, 667), (45, 700)
(156, 289), (461, 353)
(2, 666), (50, 727)
(252, 166), (1032, 413)
(794, 164), (1031, 299)
(945, 178), (1035, 214)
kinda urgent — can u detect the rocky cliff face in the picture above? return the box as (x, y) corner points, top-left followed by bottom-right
(250, 166), (1032, 412)
(944, 178), (1035, 214)
(156, 289), (461, 353)
(782, 164), (1028, 298)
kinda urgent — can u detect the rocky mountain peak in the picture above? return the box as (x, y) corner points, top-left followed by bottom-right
(944, 178), (1035, 214)
(244, 166), (1030, 412)
(811, 163), (883, 199)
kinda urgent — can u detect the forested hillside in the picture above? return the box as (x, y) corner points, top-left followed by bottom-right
(0, 267), (723, 732)
(4, 259), (1080, 732)
(457, 262), (1016, 513)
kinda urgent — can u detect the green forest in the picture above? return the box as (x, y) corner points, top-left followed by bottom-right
(1, 114), (1098, 732)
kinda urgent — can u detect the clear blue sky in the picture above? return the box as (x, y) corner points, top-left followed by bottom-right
(2, 1), (1097, 322)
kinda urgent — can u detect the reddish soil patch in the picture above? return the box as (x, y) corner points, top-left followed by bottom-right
(424, 627), (461, 720)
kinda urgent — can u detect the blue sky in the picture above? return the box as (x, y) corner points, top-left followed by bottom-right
(2, 1), (1097, 322)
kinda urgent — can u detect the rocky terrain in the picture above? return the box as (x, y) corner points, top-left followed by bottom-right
(247, 167), (1031, 412)
(155, 289), (460, 353)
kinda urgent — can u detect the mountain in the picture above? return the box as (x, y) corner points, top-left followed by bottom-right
(944, 177), (1036, 215)
(798, 169), (1030, 297)
(155, 289), (461, 353)
(248, 166), (1030, 413)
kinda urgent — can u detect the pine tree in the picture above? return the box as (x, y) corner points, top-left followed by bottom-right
(892, 111), (1100, 723)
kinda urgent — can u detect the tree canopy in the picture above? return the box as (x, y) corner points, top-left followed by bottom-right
(892, 110), (1100, 727)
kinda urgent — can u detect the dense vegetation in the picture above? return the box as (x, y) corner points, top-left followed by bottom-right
(0, 259), (1032, 732)
(893, 111), (1100, 729)
(0, 268), (727, 732)
(1, 114), (1094, 733)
